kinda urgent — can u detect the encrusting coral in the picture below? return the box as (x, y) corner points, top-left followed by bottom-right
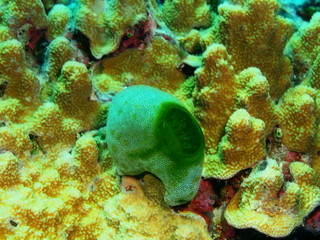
(92, 36), (186, 94)
(161, 0), (212, 35)
(0, 0), (320, 239)
(204, 109), (266, 179)
(74, 0), (148, 58)
(218, 0), (294, 99)
(47, 4), (72, 41)
(0, 39), (39, 106)
(225, 158), (320, 237)
(276, 85), (318, 153)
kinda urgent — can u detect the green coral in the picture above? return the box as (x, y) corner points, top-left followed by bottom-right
(106, 85), (205, 206)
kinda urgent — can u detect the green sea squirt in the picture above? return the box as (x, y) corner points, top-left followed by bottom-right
(106, 85), (205, 206)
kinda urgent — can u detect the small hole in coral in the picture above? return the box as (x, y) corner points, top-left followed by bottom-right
(28, 134), (38, 141)
(179, 64), (197, 77)
(72, 30), (97, 62)
(0, 81), (8, 97)
(258, 161), (268, 171)
(9, 220), (18, 227)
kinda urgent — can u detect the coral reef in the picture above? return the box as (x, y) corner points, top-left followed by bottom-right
(0, 0), (320, 239)
(225, 158), (320, 237)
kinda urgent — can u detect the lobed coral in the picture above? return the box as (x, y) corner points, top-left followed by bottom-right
(0, 0), (320, 239)
(225, 158), (320, 237)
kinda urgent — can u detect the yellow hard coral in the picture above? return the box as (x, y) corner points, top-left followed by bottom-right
(195, 46), (275, 179)
(276, 85), (317, 152)
(31, 102), (79, 152)
(1, 0), (320, 238)
(204, 109), (265, 179)
(75, 0), (147, 58)
(236, 67), (277, 135)
(0, 0), (48, 28)
(34, 168), (61, 196)
(72, 133), (100, 183)
(194, 44), (238, 154)
(0, 151), (19, 188)
(312, 126), (320, 185)
(288, 12), (320, 68)
(179, 29), (202, 53)
(54, 61), (100, 121)
(0, 98), (24, 123)
(218, 0), (293, 98)
(104, 176), (211, 240)
(0, 124), (33, 160)
(141, 173), (167, 206)
(47, 4), (71, 41)
(304, 52), (320, 89)
(0, 134), (118, 239)
(225, 158), (320, 237)
(0, 25), (14, 42)
(93, 36), (185, 94)
(0, 39), (39, 105)
(45, 37), (73, 81)
(162, 0), (212, 34)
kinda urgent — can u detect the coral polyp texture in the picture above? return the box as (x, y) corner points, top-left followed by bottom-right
(0, 0), (319, 239)
(225, 158), (320, 237)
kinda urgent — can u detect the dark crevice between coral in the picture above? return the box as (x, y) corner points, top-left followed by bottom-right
(72, 29), (97, 63)
(304, 206), (320, 235)
(31, 31), (50, 66)
(77, 130), (88, 137)
(212, 169), (251, 207)
(114, 18), (155, 55)
(291, 60), (309, 86)
(187, 44), (204, 55)
(236, 225), (320, 240)
(9, 220), (18, 227)
(0, 81), (8, 97)
(42, 0), (65, 14)
(297, 0), (320, 21)
(179, 63), (197, 77)
(207, 0), (223, 13)
(17, 25), (49, 66)
(156, 0), (164, 5)
(29, 134), (45, 155)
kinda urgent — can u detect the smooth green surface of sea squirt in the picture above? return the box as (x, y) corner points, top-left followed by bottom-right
(106, 85), (205, 206)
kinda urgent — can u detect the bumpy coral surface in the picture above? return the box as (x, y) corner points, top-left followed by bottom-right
(0, 0), (320, 239)
(225, 158), (320, 237)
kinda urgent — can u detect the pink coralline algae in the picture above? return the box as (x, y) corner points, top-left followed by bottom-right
(179, 179), (216, 225)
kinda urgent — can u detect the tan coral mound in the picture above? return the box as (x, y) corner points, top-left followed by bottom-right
(204, 109), (265, 179)
(218, 0), (293, 98)
(194, 44), (238, 154)
(104, 176), (211, 240)
(0, 133), (120, 239)
(276, 85), (318, 152)
(225, 158), (320, 237)
(93, 36), (185, 94)
(75, 0), (147, 58)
